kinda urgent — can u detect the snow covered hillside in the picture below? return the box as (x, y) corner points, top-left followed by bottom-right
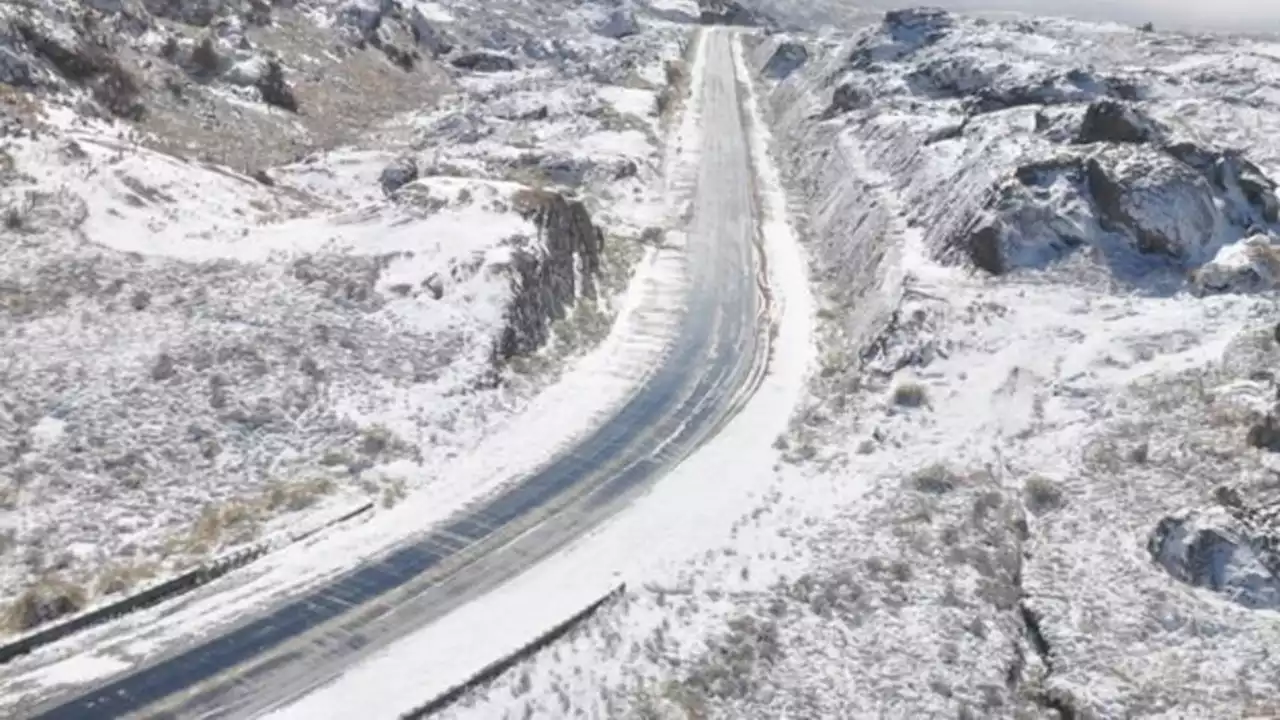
(430, 10), (1280, 720)
(0, 0), (692, 639)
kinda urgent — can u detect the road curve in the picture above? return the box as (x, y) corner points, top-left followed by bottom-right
(19, 27), (766, 720)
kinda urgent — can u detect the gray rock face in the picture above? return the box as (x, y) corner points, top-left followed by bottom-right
(762, 41), (807, 80)
(951, 137), (1280, 274)
(497, 190), (604, 359)
(1084, 150), (1217, 259)
(379, 155), (419, 196)
(407, 5), (454, 56)
(596, 8), (639, 39)
(1149, 508), (1280, 610)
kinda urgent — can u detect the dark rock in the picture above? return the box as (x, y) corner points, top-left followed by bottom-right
(1247, 413), (1280, 452)
(451, 51), (516, 73)
(614, 159), (639, 180)
(1075, 100), (1158, 144)
(822, 83), (864, 119)
(1149, 508), (1280, 609)
(381, 43), (418, 71)
(497, 190), (605, 359)
(762, 41), (807, 80)
(421, 273), (444, 300)
(257, 58), (298, 112)
(964, 222), (1004, 275)
(924, 122), (965, 145)
(251, 169), (274, 186)
(519, 105), (549, 121)
(1015, 157), (1084, 186)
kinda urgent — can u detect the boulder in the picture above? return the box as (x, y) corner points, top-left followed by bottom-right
(762, 41), (807, 80)
(379, 155), (419, 196)
(1149, 507), (1280, 610)
(821, 82), (864, 118)
(1084, 150), (1218, 259)
(596, 8), (639, 40)
(1193, 235), (1280, 295)
(1075, 100), (1159, 144)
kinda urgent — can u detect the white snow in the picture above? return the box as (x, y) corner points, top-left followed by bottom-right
(597, 85), (658, 118)
(22, 654), (131, 689)
(0, 2), (698, 707)
(280, 14), (1280, 720)
(266, 26), (818, 720)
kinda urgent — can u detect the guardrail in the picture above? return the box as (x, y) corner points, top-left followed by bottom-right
(400, 582), (628, 719)
(0, 501), (374, 666)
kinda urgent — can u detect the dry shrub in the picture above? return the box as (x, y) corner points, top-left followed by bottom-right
(2, 577), (87, 634)
(258, 59), (299, 112)
(190, 35), (222, 77)
(892, 381), (929, 408)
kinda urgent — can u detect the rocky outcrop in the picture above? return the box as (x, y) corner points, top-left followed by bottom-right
(596, 8), (639, 40)
(1075, 100), (1161, 144)
(1084, 150), (1218, 258)
(950, 138), (1280, 275)
(1193, 234), (1280, 295)
(496, 189), (604, 359)
(1149, 508), (1280, 610)
(762, 41), (807, 81)
(379, 155), (418, 196)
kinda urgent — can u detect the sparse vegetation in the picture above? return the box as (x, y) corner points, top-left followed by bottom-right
(891, 381), (929, 408)
(2, 577), (88, 634)
(911, 463), (960, 494)
(175, 475), (338, 557)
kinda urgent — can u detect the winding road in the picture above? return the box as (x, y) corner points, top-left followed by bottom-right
(20, 27), (768, 720)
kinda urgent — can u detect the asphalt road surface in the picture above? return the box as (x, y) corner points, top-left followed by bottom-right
(20, 27), (769, 720)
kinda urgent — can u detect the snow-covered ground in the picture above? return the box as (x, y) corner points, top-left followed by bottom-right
(10, 4), (1280, 719)
(0, 0), (693, 648)
(369, 10), (1280, 720)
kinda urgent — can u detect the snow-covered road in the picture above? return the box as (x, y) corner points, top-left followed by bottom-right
(18, 26), (783, 720)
